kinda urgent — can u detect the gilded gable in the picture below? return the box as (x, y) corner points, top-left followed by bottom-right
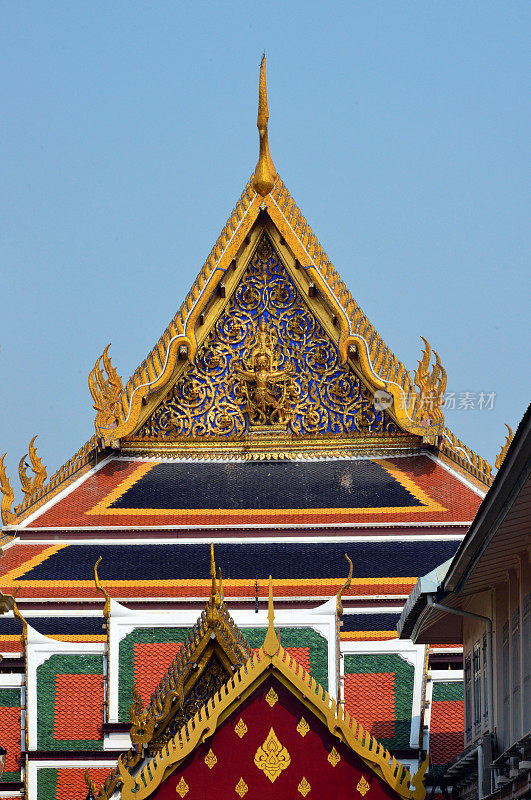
(133, 235), (399, 442)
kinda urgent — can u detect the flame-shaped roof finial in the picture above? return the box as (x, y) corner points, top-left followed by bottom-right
(263, 576), (280, 656)
(252, 54), (276, 197)
(207, 543), (221, 623)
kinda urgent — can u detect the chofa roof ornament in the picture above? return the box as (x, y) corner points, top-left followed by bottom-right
(251, 54), (277, 197)
(495, 423), (514, 470)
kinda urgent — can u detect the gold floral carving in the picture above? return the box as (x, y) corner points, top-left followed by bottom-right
(296, 717), (310, 737)
(136, 238), (399, 443)
(298, 777), (312, 797)
(204, 748), (217, 769)
(328, 747), (341, 767)
(89, 344), (124, 433)
(357, 776), (371, 796)
(254, 727), (291, 782)
(175, 776), (189, 797)
(235, 718), (248, 738)
(235, 778), (248, 797)
(265, 687), (278, 707)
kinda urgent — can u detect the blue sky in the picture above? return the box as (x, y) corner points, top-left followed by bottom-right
(1, 1), (529, 497)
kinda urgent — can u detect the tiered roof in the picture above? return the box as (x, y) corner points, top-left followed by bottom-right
(0, 58), (495, 530)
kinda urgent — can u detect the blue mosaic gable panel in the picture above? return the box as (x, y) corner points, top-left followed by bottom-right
(136, 235), (398, 439)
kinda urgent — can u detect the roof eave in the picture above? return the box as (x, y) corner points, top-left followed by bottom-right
(443, 403), (531, 594)
(396, 558), (452, 640)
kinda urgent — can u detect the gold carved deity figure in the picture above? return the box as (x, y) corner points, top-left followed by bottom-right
(236, 320), (298, 426)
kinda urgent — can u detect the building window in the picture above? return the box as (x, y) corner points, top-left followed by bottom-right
(482, 633), (488, 726)
(511, 607), (520, 740)
(464, 653), (472, 741)
(473, 641), (482, 734)
(524, 594), (530, 733)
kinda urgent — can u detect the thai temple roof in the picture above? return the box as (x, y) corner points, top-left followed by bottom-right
(0, 55), (503, 800)
(0, 58), (495, 532)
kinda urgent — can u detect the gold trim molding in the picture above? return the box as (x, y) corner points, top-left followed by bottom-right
(122, 433), (420, 462)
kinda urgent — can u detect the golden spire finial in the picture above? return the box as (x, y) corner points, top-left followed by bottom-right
(94, 557), (111, 620)
(251, 54), (276, 197)
(207, 543), (221, 623)
(210, 542), (218, 597)
(263, 576), (280, 656)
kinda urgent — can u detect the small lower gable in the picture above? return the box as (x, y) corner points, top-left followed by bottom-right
(141, 677), (409, 800)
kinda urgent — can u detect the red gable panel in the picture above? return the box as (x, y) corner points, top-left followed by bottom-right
(146, 677), (408, 800)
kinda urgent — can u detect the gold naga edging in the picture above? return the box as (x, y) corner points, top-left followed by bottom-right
(84, 770), (97, 797)
(0, 437), (47, 523)
(89, 344), (124, 433)
(413, 337), (447, 430)
(336, 554), (353, 617)
(117, 578), (428, 800)
(18, 435), (47, 501)
(495, 424), (514, 470)
(0, 453), (16, 525)
(12, 434), (98, 521)
(94, 557), (111, 620)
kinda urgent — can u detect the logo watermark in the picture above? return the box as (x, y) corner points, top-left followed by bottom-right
(373, 390), (496, 412)
(374, 390), (393, 411)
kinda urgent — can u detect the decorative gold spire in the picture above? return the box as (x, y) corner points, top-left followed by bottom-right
(336, 554), (353, 616)
(263, 576), (279, 656)
(0, 453), (15, 525)
(495, 424), (514, 470)
(18, 436), (47, 501)
(94, 557), (111, 620)
(251, 54), (276, 197)
(207, 542), (221, 624)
